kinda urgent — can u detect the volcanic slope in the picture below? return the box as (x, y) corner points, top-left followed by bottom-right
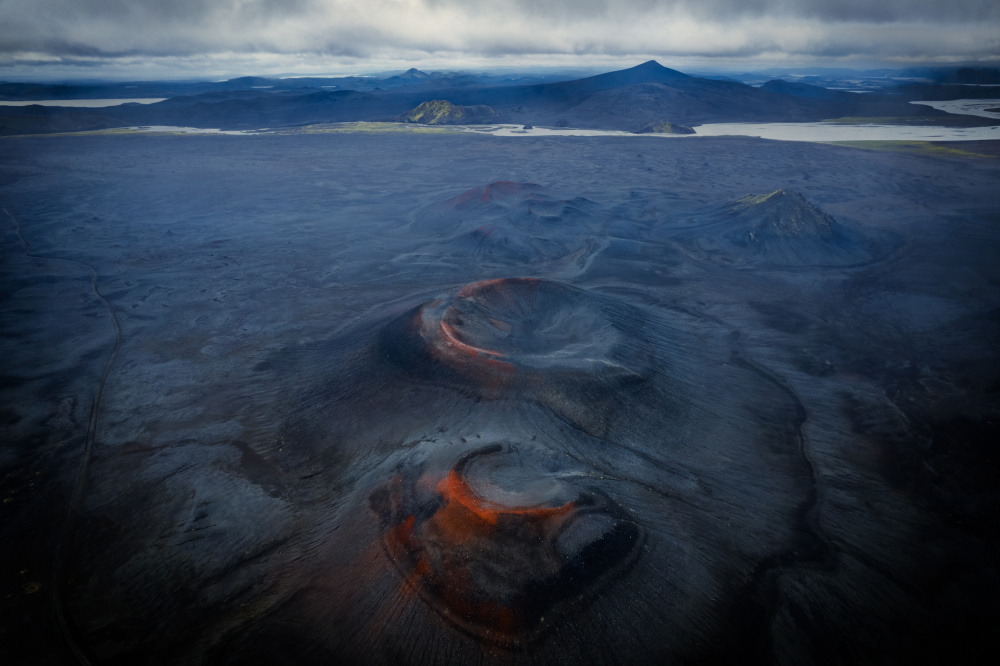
(665, 189), (902, 268)
(387, 181), (613, 278)
(185, 274), (815, 664)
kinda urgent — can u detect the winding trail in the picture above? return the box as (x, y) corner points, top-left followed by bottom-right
(4, 207), (123, 666)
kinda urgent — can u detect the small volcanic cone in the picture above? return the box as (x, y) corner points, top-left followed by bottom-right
(370, 444), (643, 645)
(384, 278), (647, 391)
(445, 181), (543, 208)
(726, 190), (836, 238)
(400, 182), (609, 270)
(672, 189), (900, 268)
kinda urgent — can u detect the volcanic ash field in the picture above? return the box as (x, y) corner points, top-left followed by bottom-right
(1, 132), (998, 665)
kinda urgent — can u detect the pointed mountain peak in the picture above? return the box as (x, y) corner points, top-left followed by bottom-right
(569, 60), (690, 92)
(739, 189), (800, 204)
(733, 189), (811, 210)
(399, 68), (431, 79)
(726, 190), (836, 238)
(626, 60), (688, 77)
(673, 189), (900, 268)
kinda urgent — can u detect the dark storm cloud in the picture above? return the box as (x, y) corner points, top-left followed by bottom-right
(435, 0), (1000, 23)
(0, 0), (997, 71)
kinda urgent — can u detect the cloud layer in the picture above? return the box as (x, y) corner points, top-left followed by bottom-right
(1, 1), (998, 76)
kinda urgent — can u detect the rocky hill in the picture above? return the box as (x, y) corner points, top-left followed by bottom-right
(669, 190), (902, 268)
(402, 100), (501, 125)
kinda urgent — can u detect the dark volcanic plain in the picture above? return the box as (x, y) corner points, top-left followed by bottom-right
(1, 130), (999, 665)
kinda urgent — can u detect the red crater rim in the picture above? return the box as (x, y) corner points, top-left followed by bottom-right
(413, 278), (622, 382)
(446, 181), (542, 207)
(370, 445), (644, 645)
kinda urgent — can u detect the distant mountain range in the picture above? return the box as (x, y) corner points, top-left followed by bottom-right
(1, 60), (995, 136)
(0, 69), (581, 101)
(695, 66), (1000, 90)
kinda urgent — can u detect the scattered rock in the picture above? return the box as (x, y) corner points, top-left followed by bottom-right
(635, 121), (695, 135)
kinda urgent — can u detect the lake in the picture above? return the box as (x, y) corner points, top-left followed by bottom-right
(79, 121), (1000, 143)
(0, 98), (167, 107)
(910, 98), (1000, 120)
(477, 123), (1000, 142)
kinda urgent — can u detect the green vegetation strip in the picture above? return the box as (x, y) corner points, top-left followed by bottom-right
(2, 127), (243, 138)
(824, 140), (995, 159)
(2, 127), (170, 138)
(1, 122), (462, 139)
(822, 116), (949, 125)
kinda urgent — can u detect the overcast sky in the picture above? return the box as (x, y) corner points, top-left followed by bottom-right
(1, 0), (998, 80)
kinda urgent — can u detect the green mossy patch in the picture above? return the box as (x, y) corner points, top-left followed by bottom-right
(403, 100), (501, 125)
(824, 140), (995, 159)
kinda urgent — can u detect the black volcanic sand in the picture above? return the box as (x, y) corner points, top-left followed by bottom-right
(1, 133), (999, 665)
